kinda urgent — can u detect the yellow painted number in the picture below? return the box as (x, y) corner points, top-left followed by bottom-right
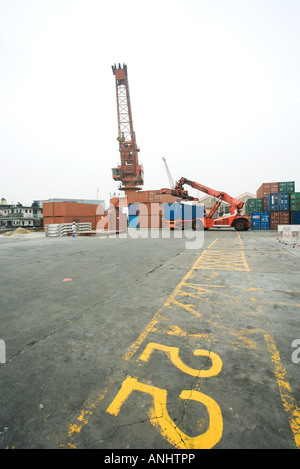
(106, 375), (222, 449)
(138, 342), (222, 377)
(106, 343), (223, 449)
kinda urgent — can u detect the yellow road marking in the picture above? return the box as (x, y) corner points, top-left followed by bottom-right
(207, 238), (218, 249)
(62, 378), (114, 448)
(123, 248), (210, 361)
(63, 231), (300, 449)
(138, 342), (223, 377)
(239, 233), (300, 447)
(264, 334), (300, 448)
(106, 375), (223, 449)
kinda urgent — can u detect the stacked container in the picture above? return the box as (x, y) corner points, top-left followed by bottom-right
(43, 201), (105, 230)
(249, 181), (296, 230)
(256, 182), (279, 198)
(128, 202), (162, 228)
(245, 198), (264, 213)
(251, 212), (270, 230)
(266, 193), (290, 212)
(278, 182), (295, 193)
(290, 192), (300, 225)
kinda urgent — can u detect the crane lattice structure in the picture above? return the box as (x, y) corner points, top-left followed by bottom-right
(111, 63), (144, 192)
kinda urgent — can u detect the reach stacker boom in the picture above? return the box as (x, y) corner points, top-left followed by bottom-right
(161, 177), (250, 231)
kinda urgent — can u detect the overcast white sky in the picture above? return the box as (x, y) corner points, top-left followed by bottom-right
(1, 0), (299, 206)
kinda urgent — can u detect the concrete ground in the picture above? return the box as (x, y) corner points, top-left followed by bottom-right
(0, 228), (299, 450)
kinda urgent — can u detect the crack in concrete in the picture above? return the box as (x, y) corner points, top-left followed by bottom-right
(138, 249), (186, 280)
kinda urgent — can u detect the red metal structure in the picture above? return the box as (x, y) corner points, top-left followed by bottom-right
(161, 177), (250, 231)
(111, 64), (144, 194)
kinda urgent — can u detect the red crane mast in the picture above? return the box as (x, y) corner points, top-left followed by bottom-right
(111, 64), (144, 193)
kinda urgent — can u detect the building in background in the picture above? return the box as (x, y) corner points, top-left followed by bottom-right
(0, 198), (106, 230)
(0, 200), (43, 228)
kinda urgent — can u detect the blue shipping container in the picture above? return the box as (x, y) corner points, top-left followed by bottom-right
(128, 203), (139, 216)
(251, 212), (270, 230)
(128, 215), (139, 228)
(291, 211), (300, 225)
(163, 203), (204, 221)
(266, 193), (289, 212)
(163, 203), (181, 221)
(182, 204), (204, 220)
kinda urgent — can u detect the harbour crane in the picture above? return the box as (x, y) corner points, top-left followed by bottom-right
(111, 64), (144, 195)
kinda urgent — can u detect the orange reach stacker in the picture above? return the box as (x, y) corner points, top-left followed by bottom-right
(161, 177), (250, 231)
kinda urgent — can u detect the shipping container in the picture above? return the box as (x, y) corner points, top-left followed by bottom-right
(182, 204), (204, 220)
(245, 198), (264, 213)
(263, 197), (267, 211)
(251, 212), (270, 230)
(256, 182), (279, 198)
(43, 201), (104, 217)
(139, 215), (162, 228)
(291, 211), (300, 225)
(43, 216), (56, 226)
(159, 193), (177, 203)
(270, 211), (290, 230)
(290, 193), (300, 211)
(129, 202), (161, 216)
(162, 203), (181, 221)
(128, 203), (139, 216)
(128, 215), (139, 228)
(108, 207), (127, 231)
(266, 193), (289, 212)
(278, 181), (295, 193)
(126, 190), (176, 204)
(96, 214), (108, 230)
(43, 203), (54, 217)
(162, 203), (203, 221)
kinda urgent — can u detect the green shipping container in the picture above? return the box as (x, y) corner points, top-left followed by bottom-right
(245, 198), (264, 213)
(290, 192), (300, 211)
(278, 181), (295, 193)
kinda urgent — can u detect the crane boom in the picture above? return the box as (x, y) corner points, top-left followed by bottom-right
(176, 177), (244, 209)
(111, 63), (144, 191)
(160, 176), (250, 231)
(162, 157), (175, 189)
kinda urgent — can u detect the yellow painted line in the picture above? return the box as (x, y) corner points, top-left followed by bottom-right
(264, 334), (300, 448)
(237, 232), (244, 248)
(207, 238), (218, 249)
(193, 249), (250, 271)
(240, 251), (251, 272)
(123, 249), (209, 361)
(167, 297), (202, 318)
(61, 377), (114, 448)
(211, 232), (300, 447)
(124, 240), (252, 361)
